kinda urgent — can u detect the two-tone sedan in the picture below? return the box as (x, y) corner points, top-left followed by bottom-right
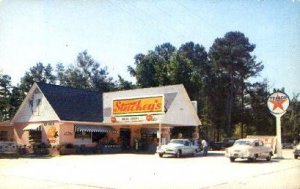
(225, 138), (273, 162)
(156, 139), (200, 158)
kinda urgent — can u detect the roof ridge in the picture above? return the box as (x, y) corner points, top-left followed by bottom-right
(103, 84), (184, 94)
(36, 82), (100, 94)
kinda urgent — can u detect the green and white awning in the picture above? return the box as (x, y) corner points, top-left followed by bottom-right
(75, 125), (117, 133)
(23, 124), (42, 131)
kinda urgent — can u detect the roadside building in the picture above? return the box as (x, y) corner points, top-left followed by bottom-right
(12, 83), (201, 153)
(102, 84), (201, 151)
(12, 82), (115, 147)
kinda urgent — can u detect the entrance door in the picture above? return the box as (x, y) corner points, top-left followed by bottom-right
(120, 128), (131, 151)
(92, 132), (106, 143)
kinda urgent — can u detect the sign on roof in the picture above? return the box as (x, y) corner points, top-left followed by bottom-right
(112, 96), (164, 115)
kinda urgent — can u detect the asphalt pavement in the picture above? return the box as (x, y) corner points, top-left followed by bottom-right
(0, 150), (299, 189)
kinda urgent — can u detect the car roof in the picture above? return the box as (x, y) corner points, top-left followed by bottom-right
(171, 139), (190, 141)
(236, 138), (260, 142)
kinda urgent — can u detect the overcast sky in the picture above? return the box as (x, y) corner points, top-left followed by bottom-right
(0, 0), (299, 97)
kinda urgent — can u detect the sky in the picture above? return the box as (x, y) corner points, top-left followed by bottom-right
(0, 0), (299, 97)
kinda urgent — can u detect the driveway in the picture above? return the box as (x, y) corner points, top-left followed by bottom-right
(0, 150), (299, 189)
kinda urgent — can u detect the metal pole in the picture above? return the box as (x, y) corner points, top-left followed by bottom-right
(276, 115), (283, 158)
(159, 122), (162, 146)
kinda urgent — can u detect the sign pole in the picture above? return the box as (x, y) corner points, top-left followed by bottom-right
(158, 122), (162, 146)
(275, 115), (283, 158)
(267, 92), (289, 159)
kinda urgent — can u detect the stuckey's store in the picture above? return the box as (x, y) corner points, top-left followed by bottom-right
(12, 83), (201, 153)
(102, 84), (201, 152)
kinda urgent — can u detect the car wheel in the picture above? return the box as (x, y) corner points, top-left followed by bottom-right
(159, 153), (164, 158)
(266, 156), (271, 161)
(294, 155), (298, 159)
(193, 150), (198, 156)
(248, 158), (255, 162)
(230, 157), (235, 162)
(192, 150), (197, 156)
(176, 150), (181, 158)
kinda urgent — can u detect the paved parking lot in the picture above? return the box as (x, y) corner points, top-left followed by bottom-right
(0, 150), (299, 189)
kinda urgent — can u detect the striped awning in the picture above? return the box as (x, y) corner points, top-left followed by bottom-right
(75, 125), (117, 133)
(23, 124), (42, 131)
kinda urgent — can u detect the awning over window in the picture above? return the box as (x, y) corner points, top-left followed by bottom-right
(75, 125), (117, 133)
(23, 124), (42, 131)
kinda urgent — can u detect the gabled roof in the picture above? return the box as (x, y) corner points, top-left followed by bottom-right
(102, 84), (201, 126)
(36, 82), (103, 122)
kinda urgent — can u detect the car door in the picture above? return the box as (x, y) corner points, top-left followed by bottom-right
(259, 140), (268, 156)
(186, 141), (194, 154)
(182, 141), (190, 154)
(253, 140), (261, 156)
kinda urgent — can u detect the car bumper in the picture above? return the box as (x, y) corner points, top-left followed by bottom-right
(157, 149), (177, 155)
(226, 152), (252, 159)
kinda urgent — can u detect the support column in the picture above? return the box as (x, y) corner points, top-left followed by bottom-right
(159, 122), (162, 146)
(276, 115), (283, 158)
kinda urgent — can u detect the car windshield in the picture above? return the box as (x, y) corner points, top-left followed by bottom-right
(234, 140), (251, 146)
(170, 140), (185, 145)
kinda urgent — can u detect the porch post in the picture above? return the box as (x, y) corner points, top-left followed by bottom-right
(159, 122), (162, 146)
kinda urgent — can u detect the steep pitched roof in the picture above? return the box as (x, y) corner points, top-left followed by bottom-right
(36, 82), (103, 122)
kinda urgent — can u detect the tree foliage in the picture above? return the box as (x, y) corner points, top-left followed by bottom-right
(20, 62), (56, 94)
(0, 74), (12, 121)
(57, 50), (115, 92)
(1, 32), (299, 143)
(207, 31), (264, 138)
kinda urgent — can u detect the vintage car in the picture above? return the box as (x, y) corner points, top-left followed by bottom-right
(225, 138), (273, 162)
(294, 143), (300, 159)
(156, 139), (200, 158)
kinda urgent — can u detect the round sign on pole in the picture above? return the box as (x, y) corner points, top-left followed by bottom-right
(267, 92), (289, 115)
(267, 92), (289, 159)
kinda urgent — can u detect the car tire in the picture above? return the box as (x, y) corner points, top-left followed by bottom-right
(192, 150), (198, 157)
(294, 155), (298, 159)
(248, 158), (255, 162)
(159, 153), (164, 158)
(176, 150), (181, 158)
(230, 157), (235, 162)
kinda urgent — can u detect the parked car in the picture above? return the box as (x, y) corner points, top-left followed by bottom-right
(225, 138), (273, 162)
(282, 143), (294, 149)
(156, 139), (200, 158)
(210, 138), (237, 150)
(294, 143), (300, 159)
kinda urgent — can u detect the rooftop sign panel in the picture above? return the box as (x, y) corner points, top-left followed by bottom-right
(112, 96), (164, 116)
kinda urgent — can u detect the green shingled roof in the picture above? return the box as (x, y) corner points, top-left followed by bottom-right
(36, 82), (103, 122)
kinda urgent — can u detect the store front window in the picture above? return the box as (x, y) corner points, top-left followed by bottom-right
(92, 132), (107, 143)
(0, 131), (8, 141)
(75, 131), (91, 139)
(29, 130), (42, 143)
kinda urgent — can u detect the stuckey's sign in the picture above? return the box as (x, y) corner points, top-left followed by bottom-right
(113, 96), (164, 115)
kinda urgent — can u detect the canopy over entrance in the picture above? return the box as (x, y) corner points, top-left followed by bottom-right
(23, 124), (42, 131)
(75, 125), (117, 133)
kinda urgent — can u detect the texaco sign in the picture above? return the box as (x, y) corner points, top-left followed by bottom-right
(267, 92), (289, 115)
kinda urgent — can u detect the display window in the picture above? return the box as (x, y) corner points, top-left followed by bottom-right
(29, 130), (42, 143)
(0, 131), (8, 141)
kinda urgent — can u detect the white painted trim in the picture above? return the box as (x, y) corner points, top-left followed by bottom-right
(11, 83), (38, 123)
(11, 83), (61, 123)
